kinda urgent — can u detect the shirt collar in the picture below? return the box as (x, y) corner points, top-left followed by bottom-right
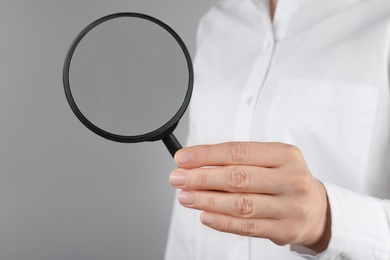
(249, 0), (313, 40)
(251, 0), (368, 40)
(250, 0), (310, 9)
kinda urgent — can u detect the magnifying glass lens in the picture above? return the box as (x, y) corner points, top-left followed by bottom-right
(67, 15), (190, 137)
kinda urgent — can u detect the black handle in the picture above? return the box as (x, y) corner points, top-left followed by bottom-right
(162, 133), (182, 157)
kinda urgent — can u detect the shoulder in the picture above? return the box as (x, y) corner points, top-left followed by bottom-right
(195, 0), (265, 47)
(197, 0), (263, 33)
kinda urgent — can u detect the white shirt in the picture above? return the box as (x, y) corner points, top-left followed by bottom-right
(165, 0), (390, 259)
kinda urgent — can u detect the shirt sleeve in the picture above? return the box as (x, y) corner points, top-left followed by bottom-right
(290, 183), (390, 259)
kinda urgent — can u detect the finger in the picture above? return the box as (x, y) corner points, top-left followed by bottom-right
(170, 165), (287, 194)
(200, 212), (300, 246)
(200, 212), (286, 242)
(174, 142), (303, 169)
(178, 190), (287, 219)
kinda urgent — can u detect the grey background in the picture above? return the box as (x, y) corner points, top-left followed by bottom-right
(0, 1), (214, 259)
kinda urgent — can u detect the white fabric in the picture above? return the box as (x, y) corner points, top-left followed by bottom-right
(165, 0), (390, 259)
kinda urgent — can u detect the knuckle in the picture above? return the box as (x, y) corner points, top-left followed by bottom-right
(297, 201), (311, 220)
(221, 218), (233, 232)
(240, 220), (256, 236)
(294, 174), (313, 195)
(206, 196), (216, 210)
(272, 239), (288, 247)
(235, 195), (253, 216)
(196, 171), (208, 187)
(227, 142), (248, 163)
(285, 224), (302, 244)
(273, 222), (300, 246)
(300, 203), (311, 219)
(284, 144), (304, 162)
(227, 166), (251, 191)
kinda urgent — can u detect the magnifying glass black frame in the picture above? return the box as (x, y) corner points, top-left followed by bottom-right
(63, 13), (193, 157)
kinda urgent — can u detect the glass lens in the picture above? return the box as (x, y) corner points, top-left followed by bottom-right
(68, 16), (189, 136)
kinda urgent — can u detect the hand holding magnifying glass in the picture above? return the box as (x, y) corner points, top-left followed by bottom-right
(63, 13), (332, 254)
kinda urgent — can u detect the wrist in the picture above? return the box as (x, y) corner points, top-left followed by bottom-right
(306, 185), (332, 253)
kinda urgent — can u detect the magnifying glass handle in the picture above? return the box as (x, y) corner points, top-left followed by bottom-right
(162, 133), (182, 158)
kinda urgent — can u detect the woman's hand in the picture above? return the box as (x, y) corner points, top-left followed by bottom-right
(169, 142), (331, 252)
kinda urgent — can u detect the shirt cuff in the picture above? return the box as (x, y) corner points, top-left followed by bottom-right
(290, 182), (390, 259)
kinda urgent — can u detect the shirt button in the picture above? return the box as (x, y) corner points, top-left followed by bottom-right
(246, 97), (253, 105)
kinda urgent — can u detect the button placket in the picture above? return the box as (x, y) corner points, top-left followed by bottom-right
(233, 34), (275, 141)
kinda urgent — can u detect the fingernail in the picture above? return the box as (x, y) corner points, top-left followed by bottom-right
(175, 150), (192, 165)
(170, 171), (187, 186)
(201, 213), (216, 225)
(178, 191), (196, 205)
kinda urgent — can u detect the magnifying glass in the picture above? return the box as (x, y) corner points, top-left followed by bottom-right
(63, 13), (193, 157)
